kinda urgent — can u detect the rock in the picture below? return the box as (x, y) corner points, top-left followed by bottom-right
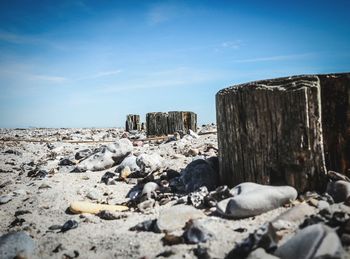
(0, 180), (13, 188)
(227, 223), (278, 259)
(59, 158), (76, 166)
(61, 220), (78, 232)
(246, 248), (279, 259)
(141, 182), (159, 199)
(156, 205), (205, 233)
(100, 172), (116, 185)
(97, 210), (126, 220)
(118, 155), (140, 172)
(217, 183), (297, 218)
(271, 203), (315, 230)
(274, 223), (343, 259)
(138, 199), (156, 213)
(187, 148), (199, 157)
(133, 140), (143, 147)
(188, 129), (199, 139)
(136, 153), (164, 175)
(0, 195), (12, 205)
(75, 149), (92, 160)
(129, 219), (158, 232)
(318, 200), (330, 210)
(75, 139), (133, 172)
(326, 180), (350, 203)
(179, 157), (219, 193)
(4, 150), (22, 156)
(0, 231), (35, 259)
(328, 171), (350, 182)
(183, 220), (213, 244)
(188, 187), (209, 208)
(118, 166), (131, 180)
(86, 190), (100, 200)
(27, 169), (48, 178)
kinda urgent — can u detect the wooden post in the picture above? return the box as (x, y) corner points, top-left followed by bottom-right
(217, 74), (350, 192)
(319, 74), (350, 176)
(146, 111), (197, 137)
(125, 114), (140, 132)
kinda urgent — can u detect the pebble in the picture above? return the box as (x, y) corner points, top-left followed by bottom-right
(326, 180), (350, 203)
(183, 220), (212, 244)
(58, 158), (76, 166)
(0, 195), (12, 205)
(136, 153), (164, 175)
(274, 223), (343, 259)
(271, 203), (315, 230)
(86, 190), (100, 200)
(247, 248), (278, 259)
(179, 157), (219, 193)
(156, 205), (205, 232)
(118, 166), (131, 180)
(217, 183), (297, 218)
(61, 220), (78, 232)
(118, 155), (140, 172)
(141, 182), (159, 199)
(0, 231), (36, 259)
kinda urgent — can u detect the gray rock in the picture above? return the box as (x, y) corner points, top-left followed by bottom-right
(183, 220), (213, 244)
(118, 155), (140, 172)
(247, 248), (279, 259)
(75, 149), (92, 160)
(326, 180), (350, 203)
(156, 205), (205, 233)
(141, 182), (159, 199)
(274, 223), (343, 259)
(179, 157), (219, 193)
(136, 153), (164, 175)
(75, 139), (133, 172)
(272, 203), (315, 230)
(0, 195), (12, 205)
(0, 231), (35, 259)
(217, 183), (297, 218)
(86, 190), (100, 200)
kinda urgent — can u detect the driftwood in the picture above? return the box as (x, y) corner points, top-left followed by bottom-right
(125, 114), (140, 132)
(146, 111), (197, 137)
(216, 73), (350, 192)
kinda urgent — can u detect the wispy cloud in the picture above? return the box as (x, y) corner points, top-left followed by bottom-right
(98, 67), (223, 93)
(233, 53), (315, 63)
(221, 40), (242, 49)
(77, 70), (122, 80)
(31, 75), (67, 83)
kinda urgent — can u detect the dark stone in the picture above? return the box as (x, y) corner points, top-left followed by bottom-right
(59, 158), (76, 166)
(183, 220), (212, 244)
(180, 158), (219, 193)
(4, 150), (22, 156)
(129, 219), (158, 233)
(61, 220), (78, 232)
(75, 149), (92, 160)
(100, 172), (116, 185)
(161, 233), (184, 246)
(326, 180), (350, 203)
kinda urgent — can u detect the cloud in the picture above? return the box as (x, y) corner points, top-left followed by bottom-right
(31, 75), (67, 82)
(77, 70), (122, 80)
(221, 40), (242, 49)
(233, 53), (315, 63)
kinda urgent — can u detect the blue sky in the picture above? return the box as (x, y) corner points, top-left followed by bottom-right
(0, 0), (349, 128)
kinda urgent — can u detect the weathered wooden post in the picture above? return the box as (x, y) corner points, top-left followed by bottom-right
(125, 114), (140, 132)
(216, 73), (350, 192)
(146, 111), (197, 137)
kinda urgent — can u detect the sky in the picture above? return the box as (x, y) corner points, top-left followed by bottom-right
(0, 0), (349, 128)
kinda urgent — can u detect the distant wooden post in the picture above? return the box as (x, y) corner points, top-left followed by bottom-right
(125, 114), (140, 132)
(146, 111), (197, 137)
(216, 73), (350, 192)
